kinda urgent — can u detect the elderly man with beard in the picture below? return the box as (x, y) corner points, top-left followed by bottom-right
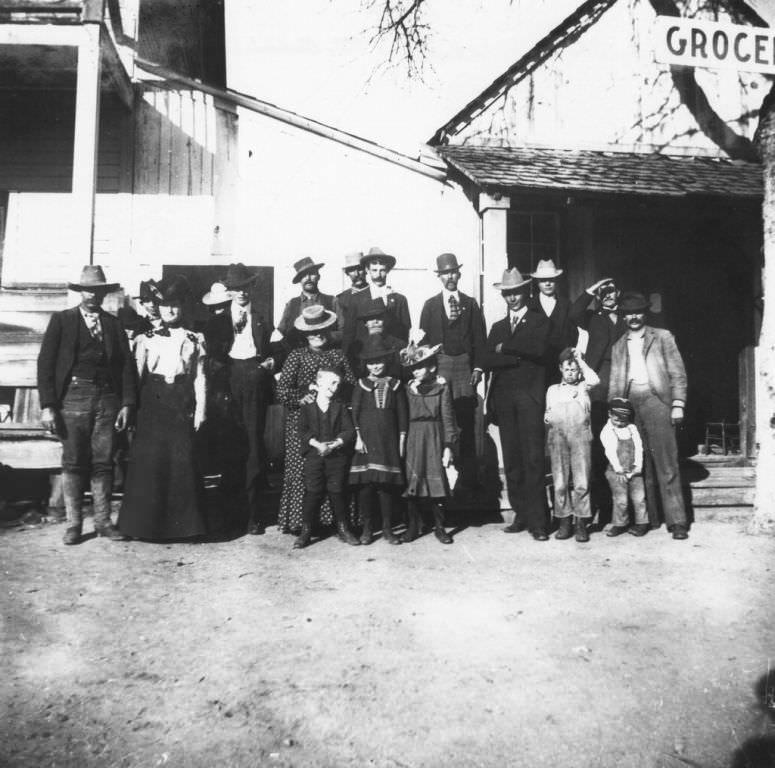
(609, 292), (689, 540)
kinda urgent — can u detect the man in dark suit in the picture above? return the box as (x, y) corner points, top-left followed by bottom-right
(343, 247), (411, 357)
(205, 263), (276, 535)
(569, 277), (627, 522)
(419, 253), (486, 491)
(528, 259), (578, 386)
(483, 267), (550, 540)
(609, 292), (689, 539)
(37, 265), (136, 545)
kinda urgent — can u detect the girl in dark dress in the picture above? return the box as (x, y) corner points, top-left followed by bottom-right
(349, 336), (407, 544)
(119, 276), (208, 541)
(400, 342), (458, 545)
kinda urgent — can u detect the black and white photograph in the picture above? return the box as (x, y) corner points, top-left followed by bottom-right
(1, 0), (774, 765)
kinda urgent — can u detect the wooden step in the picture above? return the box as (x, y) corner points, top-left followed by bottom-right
(693, 506), (754, 522)
(690, 486), (755, 506)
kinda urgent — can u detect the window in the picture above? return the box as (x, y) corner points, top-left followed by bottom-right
(507, 211), (560, 274)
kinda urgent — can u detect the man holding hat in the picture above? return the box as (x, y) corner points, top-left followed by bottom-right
(37, 265), (137, 545)
(277, 257), (343, 350)
(483, 267), (550, 540)
(205, 263), (275, 534)
(528, 259), (578, 387)
(418, 253), (486, 491)
(344, 247), (411, 354)
(608, 291), (689, 539)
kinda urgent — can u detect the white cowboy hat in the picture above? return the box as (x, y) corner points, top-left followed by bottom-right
(530, 259), (563, 279)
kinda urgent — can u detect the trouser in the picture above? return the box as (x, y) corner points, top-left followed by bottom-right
(628, 383), (687, 528)
(302, 451), (349, 526)
(437, 353), (478, 488)
(495, 386), (547, 532)
(224, 359), (272, 523)
(59, 378), (119, 526)
(547, 425), (592, 519)
(606, 469), (647, 526)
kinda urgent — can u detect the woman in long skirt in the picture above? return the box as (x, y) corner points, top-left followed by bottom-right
(119, 275), (208, 541)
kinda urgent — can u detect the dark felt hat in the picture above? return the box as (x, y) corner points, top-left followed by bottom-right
(357, 299), (388, 321)
(68, 265), (119, 292)
(223, 263), (259, 290)
(609, 397), (635, 417)
(292, 257), (325, 284)
(617, 291), (651, 314)
(361, 246), (396, 270)
(134, 279), (162, 303)
(157, 274), (190, 305)
(359, 336), (395, 362)
(435, 253), (462, 274)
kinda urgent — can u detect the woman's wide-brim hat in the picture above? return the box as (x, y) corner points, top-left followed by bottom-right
(157, 274), (191, 306)
(358, 299), (388, 321)
(530, 259), (563, 279)
(361, 246), (396, 270)
(223, 263), (259, 290)
(134, 279), (163, 303)
(294, 304), (338, 332)
(202, 281), (231, 306)
(68, 265), (119, 292)
(617, 291), (651, 314)
(360, 336), (396, 362)
(292, 257), (325, 284)
(400, 341), (442, 368)
(493, 267), (531, 292)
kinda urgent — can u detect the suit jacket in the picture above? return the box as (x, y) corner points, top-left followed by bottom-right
(609, 326), (688, 407)
(299, 399), (355, 457)
(205, 304), (275, 367)
(419, 292), (486, 369)
(528, 295), (578, 357)
(569, 292), (626, 372)
(37, 307), (137, 410)
(482, 308), (549, 405)
(344, 287), (411, 353)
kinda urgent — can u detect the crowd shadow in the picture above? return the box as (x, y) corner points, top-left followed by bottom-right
(728, 672), (775, 768)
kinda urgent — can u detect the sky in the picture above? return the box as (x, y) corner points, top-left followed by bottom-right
(225, 0), (583, 154)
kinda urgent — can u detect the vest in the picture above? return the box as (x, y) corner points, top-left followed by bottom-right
(71, 314), (108, 380)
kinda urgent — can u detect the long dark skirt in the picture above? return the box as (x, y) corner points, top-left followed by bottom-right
(119, 375), (207, 540)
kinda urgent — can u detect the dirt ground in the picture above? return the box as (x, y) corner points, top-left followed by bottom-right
(1, 509), (774, 768)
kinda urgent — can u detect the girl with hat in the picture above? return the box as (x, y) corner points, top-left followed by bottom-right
(276, 305), (356, 534)
(349, 336), (409, 545)
(399, 342), (458, 544)
(118, 275), (209, 541)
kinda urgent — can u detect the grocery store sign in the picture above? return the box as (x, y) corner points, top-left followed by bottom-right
(655, 16), (775, 74)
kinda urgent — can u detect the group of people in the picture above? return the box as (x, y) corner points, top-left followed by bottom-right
(36, 246), (690, 547)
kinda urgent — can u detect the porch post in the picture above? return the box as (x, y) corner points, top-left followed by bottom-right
(478, 193), (512, 518)
(72, 23), (102, 266)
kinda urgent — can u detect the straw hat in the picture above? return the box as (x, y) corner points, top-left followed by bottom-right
(400, 341), (442, 368)
(493, 267), (531, 291)
(202, 282), (231, 306)
(293, 304), (338, 332)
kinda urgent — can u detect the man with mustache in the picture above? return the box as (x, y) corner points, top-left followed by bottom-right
(608, 292), (689, 540)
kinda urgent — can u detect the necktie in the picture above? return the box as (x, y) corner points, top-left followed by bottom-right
(83, 312), (102, 342)
(448, 295), (460, 321)
(234, 308), (248, 334)
(510, 313), (519, 332)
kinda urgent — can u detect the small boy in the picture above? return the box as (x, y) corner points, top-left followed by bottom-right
(544, 347), (600, 542)
(294, 367), (359, 549)
(600, 397), (647, 537)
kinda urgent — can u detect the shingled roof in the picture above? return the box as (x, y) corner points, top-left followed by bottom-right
(438, 145), (763, 198)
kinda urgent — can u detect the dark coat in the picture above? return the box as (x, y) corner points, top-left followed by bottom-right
(528, 294), (578, 363)
(569, 292), (626, 373)
(299, 399), (355, 457)
(418, 292), (487, 369)
(37, 306), (137, 410)
(204, 304), (274, 366)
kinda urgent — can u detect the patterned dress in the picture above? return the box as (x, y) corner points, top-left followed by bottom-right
(119, 327), (208, 540)
(404, 376), (457, 499)
(349, 377), (407, 487)
(276, 346), (355, 532)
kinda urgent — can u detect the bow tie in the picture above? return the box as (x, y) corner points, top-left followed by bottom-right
(153, 327), (171, 337)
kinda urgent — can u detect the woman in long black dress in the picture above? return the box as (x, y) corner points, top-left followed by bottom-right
(119, 275), (208, 540)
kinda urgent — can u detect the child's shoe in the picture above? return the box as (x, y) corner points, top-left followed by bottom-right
(574, 518), (590, 542)
(606, 525), (629, 537)
(629, 524), (649, 537)
(554, 517), (573, 540)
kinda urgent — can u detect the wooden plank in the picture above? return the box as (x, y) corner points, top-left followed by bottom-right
(168, 90), (189, 195)
(691, 487), (755, 506)
(157, 89), (171, 193)
(134, 93), (160, 193)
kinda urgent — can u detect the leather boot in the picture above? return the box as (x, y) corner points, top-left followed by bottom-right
(92, 474), (126, 540)
(62, 472), (83, 545)
(359, 510), (373, 546)
(554, 516), (573, 540)
(293, 494), (317, 549)
(575, 517), (590, 543)
(401, 502), (420, 543)
(432, 504), (453, 545)
(380, 492), (400, 545)
(332, 493), (360, 546)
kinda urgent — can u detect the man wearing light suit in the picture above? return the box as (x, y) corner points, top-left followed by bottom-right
(609, 292), (689, 539)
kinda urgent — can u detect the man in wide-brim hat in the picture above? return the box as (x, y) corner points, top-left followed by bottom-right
(482, 266), (551, 540)
(278, 257), (343, 350)
(37, 265), (136, 545)
(336, 252), (368, 352)
(608, 291), (690, 540)
(344, 246), (411, 358)
(204, 262), (276, 535)
(527, 259), (578, 386)
(418, 252), (487, 494)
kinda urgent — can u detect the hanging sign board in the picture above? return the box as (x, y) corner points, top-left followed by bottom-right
(654, 16), (775, 74)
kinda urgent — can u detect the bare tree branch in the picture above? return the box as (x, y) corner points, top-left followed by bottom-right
(364, 0), (431, 78)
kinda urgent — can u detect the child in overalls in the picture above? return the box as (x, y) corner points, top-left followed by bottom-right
(544, 347), (599, 542)
(600, 397), (648, 537)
